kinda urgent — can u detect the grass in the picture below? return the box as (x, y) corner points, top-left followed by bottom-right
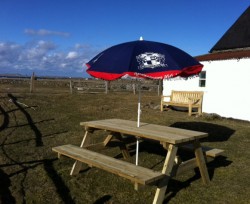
(1, 82), (250, 204)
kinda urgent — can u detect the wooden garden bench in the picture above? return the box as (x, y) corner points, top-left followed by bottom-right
(161, 90), (204, 116)
(52, 144), (166, 186)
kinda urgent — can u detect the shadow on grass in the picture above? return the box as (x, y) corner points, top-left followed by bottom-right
(44, 159), (75, 204)
(93, 195), (112, 204)
(1, 94), (75, 203)
(0, 105), (9, 131)
(0, 169), (15, 204)
(170, 121), (235, 142)
(2, 130), (68, 147)
(163, 173), (200, 203)
(163, 156), (232, 204)
(0, 158), (76, 204)
(7, 94), (43, 146)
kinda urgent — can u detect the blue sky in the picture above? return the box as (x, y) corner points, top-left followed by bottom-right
(0, 0), (249, 77)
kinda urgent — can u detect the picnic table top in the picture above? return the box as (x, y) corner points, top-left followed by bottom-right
(80, 119), (208, 144)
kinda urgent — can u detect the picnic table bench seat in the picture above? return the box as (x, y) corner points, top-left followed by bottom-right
(52, 144), (166, 186)
(179, 144), (224, 157)
(161, 90), (204, 116)
(172, 145), (224, 177)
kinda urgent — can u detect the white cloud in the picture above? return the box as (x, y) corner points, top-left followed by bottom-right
(24, 29), (70, 37)
(66, 51), (78, 59)
(0, 40), (100, 77)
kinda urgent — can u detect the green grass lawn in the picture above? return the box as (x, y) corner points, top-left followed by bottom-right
(1, 85), (250, 204)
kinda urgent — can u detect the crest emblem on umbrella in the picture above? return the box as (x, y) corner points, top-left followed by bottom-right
(136, 52), (167, 70)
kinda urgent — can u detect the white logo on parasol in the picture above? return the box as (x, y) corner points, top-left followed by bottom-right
(136, 52), (167, 70)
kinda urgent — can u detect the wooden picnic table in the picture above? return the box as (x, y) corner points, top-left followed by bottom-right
(53, 119), (211, 204)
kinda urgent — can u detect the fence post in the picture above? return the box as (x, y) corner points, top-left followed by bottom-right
(30, 72), (35, 93)
(70, 80), (73, 94)
(158, 80), (163, 96)
(105, 81), (110, 94)
(132, 83), (136, 95)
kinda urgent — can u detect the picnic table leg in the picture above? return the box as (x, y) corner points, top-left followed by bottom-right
(114, 133), (131, 160)
(153, 144), (178, 204)
(193, 141), (210, 184)
(104, 132), (131, 160)
(70, 130), (91, 175)
(103, 134), (113, 146)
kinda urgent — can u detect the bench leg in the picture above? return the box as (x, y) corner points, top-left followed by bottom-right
(198, 107), (202, 116)
(104, 133), (131, 160)
(70, 131), (91, 175)
(193, 141), (210, 185)
(188, 104), (192, 116)
(113, 133), (131, 160)
(153, 144), (178, 204)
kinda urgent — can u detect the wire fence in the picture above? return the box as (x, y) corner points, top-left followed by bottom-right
(0, 77), (163, 95)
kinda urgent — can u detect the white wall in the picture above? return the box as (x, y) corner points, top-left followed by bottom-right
(163, 58), (250, 121)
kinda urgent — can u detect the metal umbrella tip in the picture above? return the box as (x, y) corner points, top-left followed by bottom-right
(139, 36), (144, 41)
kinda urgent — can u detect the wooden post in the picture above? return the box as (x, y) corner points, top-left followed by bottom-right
(30, 72), (35, 93)
(132, 83), (136, 95)
(105, 81), (108, 94)
(69, 80), (73, 94)
(158, 80), (163, 96)
(105, 81), (110, 94)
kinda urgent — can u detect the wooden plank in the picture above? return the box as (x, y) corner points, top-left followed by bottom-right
(166, 102), (200, 108)
(80, 119), (207, 144)
(84, 119), (207, 137)
(52, 144), (166, 186)
(206, 148), (224, 157)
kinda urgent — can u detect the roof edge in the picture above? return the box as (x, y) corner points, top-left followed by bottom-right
(195, 49), (250, 61)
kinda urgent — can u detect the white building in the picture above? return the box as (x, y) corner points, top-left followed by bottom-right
(163, 6), (250, 121)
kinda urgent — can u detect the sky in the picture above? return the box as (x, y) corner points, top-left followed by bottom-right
(0, 0), (249, 78)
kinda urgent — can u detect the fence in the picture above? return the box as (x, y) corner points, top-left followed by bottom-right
(71, 79), (162, 95)
(0, 77), (163, 95)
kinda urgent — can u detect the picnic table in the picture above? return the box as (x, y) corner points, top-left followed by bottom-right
(53, 119), (217, 204)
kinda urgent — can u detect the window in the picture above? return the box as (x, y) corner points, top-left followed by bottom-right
(199, 71), (206, 87)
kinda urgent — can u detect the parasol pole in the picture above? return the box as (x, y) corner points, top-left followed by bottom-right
(137, 80), (141, 128)
(135, 36), (144, 166)
(136, 80), (141, 165)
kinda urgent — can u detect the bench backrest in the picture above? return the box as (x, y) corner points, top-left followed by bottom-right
(171, 90), (204, 104)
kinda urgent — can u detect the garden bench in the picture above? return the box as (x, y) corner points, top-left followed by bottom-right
(161, 90), (204, 116)
(52, 144), (166, 186)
